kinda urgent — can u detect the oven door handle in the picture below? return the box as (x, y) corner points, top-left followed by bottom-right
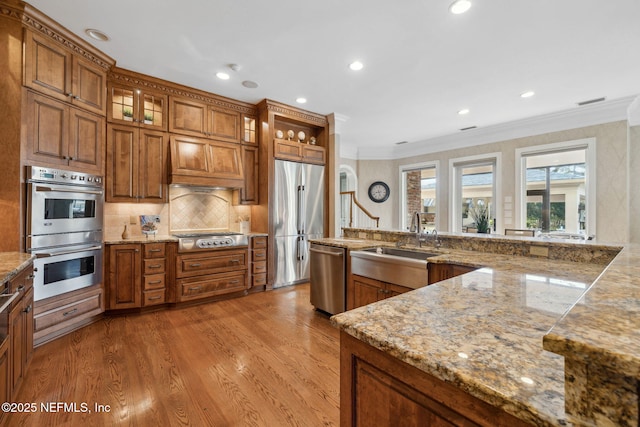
(35, 245), (102, 258)
(34, 185), (103, 196)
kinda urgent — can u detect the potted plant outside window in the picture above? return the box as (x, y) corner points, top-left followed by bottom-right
(470, 202), (490, 233)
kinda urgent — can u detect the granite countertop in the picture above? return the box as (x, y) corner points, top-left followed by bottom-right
(0, 252), (35, 285)
(310, 237), (385, 250)
(331, 241), (619, 426)
(105, 233), (266, 245)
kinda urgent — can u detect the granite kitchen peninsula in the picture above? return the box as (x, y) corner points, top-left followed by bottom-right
(329, 229), (637, 426)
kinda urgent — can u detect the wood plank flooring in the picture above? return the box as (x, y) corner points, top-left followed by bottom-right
(6, 284), (340, 427)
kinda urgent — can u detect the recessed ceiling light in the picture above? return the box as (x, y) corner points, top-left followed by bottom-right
(458, 108), (470, 115)
(85, 28), (109, 42)
(296, 97), (307, 104)
(449, 0), (472, 14)
(216, 72), (230, 80)
(521, 91), (535, 98)
(349, 61), (364, 71)
(242, 80), (259, 89)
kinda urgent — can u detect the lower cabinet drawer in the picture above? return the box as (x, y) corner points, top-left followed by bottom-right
(178, 272), (247, 301)
(252, 273), (267, 287)
(34, 290), (102, 333)
(143, 289), (166, 306)
(143, 258), (166, 275)
(252, 261), (267, 274)
(144, 273), (166, 290)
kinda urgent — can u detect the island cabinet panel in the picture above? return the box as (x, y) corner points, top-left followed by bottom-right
(340, 331), (532, 427)
(350, 274), (412, 310)
(24, 29), (107, 115)
(427, 263), (477, 285)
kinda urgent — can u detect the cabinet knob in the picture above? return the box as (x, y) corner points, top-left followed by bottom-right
(17, 285), (24, 292)
(24, 305), (32, 314)
(135, 249), (140, 252)
(67, 92), (73, 98)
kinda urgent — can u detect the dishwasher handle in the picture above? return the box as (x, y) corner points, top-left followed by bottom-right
(310, 247), (344, 257)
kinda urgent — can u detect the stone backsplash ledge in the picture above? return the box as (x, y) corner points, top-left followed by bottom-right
(342, 227), (621, 265)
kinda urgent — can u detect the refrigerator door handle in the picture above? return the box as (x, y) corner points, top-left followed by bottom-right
(300, 184), (306, 234)
(296, 185), (303, 234)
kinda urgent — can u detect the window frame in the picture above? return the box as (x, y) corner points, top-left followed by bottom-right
(398, 160), (440, 231)
(449, 152), (502, 233)
(514, 138), (596, 237)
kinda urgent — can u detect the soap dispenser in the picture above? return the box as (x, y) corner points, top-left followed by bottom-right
(121, 223), (130, 240)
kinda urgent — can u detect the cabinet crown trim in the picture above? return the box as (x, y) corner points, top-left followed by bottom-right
(21, 5), (115, 71)
(109, 69), (256, 115)
(261, 99), (329, 126)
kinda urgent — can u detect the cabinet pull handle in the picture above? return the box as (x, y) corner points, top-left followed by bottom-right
(190, 263), (201, 267)
(62, 156), (68, 160)
(230, 280), (239, 284)
(148, 296), (162, 301)
(17, 285), (24, 292)
(148, 280), (162, 285)
(27, 274), (35, 280)
(149, 264), (162, 269)
(231, 259), (240, 263)
(188, 286), (202, 291)
(149, 249), (162, 252)
(255, 253), (265, 258)
(24, 305), (32, 314)
(63, 308), (78, 317)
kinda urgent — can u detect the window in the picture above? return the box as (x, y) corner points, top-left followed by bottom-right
(399, 162), (439, 231)
(450, 153), (501, 233)
(516, 139), (595, 238)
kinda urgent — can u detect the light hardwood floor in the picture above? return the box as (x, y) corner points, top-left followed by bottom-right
(6, 284), (340, 427)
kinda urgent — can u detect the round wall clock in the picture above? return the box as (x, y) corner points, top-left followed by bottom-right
(368, 181), (390, 203)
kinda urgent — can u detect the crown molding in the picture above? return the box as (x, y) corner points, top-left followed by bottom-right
(343, 95), (637, 160)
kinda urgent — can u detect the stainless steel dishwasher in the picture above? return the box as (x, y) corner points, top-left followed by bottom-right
(309, 243), (346, 315)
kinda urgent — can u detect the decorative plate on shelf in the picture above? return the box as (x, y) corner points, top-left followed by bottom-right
(287, 130), (295, 140)
(275, 130), (284, 139)
(298, 131), (306, 143)
(309, 136), (316, 145)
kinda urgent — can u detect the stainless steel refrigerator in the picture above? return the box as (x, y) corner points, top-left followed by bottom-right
(272, 159), (324, 288)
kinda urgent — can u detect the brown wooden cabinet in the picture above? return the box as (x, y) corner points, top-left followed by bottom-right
(242, 114), (257, 144)
(273, 138), (326, 165)
(7, 266), (34, 397)
(175, 248), (248, 302)
(340, 331), (532, 427)
(106, 124), (169, 203)
(427, 262), (477, 285)
(24, 90), (105, 174)
(234, 145), (259, 204)
(108, 83), (167, 129)
(108, 244), (142, 310)
(249, 236), (268, 291)
(169, 135), (244, 187)
(0, 336), (9, 425)
(142, 243), (166, 306)
(169, 96), (240, 142)
(24, 29), (107, 115)
(33, 285), (104, 347)
(350, 274), (412, 310)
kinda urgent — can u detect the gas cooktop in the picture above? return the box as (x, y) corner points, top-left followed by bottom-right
(173, 232), (248, 252)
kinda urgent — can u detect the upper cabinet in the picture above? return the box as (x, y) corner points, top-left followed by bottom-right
(108, 83), (167, 130)
(169, 135), (244, 187)
(23, 29), (107, 116)
(24, 90), (105, 174)
(242, 114), (257, 144)
(169, 97), (241, 143)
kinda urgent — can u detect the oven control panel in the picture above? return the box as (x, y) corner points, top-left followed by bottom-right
(28, 166), (103, 187)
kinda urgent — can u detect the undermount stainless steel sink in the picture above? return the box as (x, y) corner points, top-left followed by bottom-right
(350, 247), (442, 289)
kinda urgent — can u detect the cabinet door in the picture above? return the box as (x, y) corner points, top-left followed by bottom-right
(302, 145), (326, 165)
(169, 97), (207, 137)
(106, 125), (138, 202)
(24, 91), (69, 167)
(208, 108), (240, 142)
(24, 30), (72, 102)
(9, 301), (24, 393)
(242, 115), (257, 144)
(139, 129), (168, 202)
(71, 56), (106, 115)
(68, 107), (104, 174)
(209, 140), (244, 183)
(170, 135), (211, 177)
(0, 338), (9, 420)
(237, 145), (258, 204)
(274, 139), (301, 161)
(23, 287), (34, 370)
(352, 275), (384, 308)
(108, 244), (142, 309)
(427, 263), (452, 285)
(139, 90), (167, 130)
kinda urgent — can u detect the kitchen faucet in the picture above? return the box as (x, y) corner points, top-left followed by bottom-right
(411, 212), (428, 247)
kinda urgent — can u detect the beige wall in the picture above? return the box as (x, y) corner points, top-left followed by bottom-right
(345, 120), (629, 243)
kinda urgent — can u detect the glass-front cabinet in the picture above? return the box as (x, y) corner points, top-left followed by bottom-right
(108, 84), (167, 130)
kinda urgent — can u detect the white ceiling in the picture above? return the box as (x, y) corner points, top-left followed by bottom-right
(28, 0), (640, 158)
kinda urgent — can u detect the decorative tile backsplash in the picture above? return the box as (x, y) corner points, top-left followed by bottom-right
(103, 187), (251, 239)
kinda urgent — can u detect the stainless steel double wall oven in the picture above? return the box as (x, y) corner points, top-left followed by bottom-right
(26, 166), (104, 301)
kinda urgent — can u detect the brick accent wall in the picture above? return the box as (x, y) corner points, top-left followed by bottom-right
(406, 171), (422, 214)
